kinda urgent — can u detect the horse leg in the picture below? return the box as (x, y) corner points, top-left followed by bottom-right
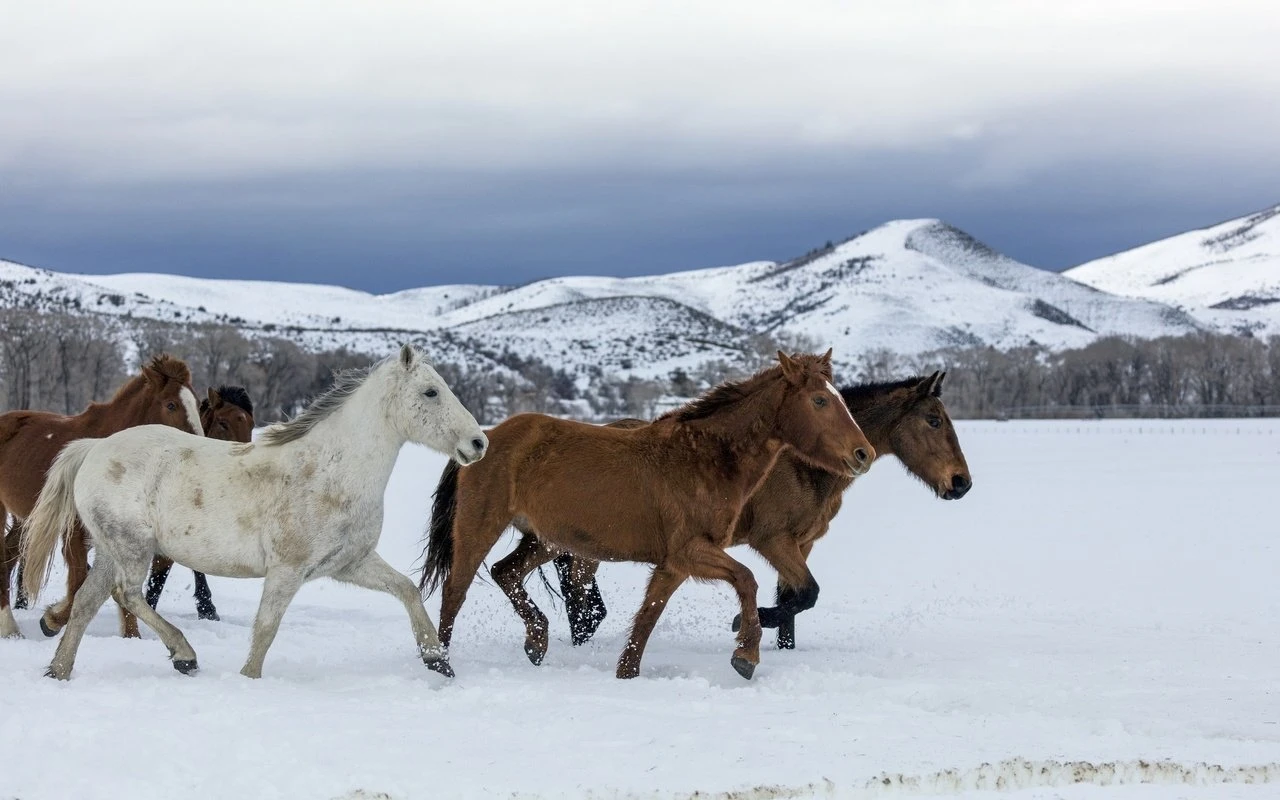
(111, 567), (199, 674)
(775, 540), (818, 650)
(438, 505), (510, 649)
(0, 514), (20, 638)
(193, 571), (219, 621)
(144, 555), (174, 609)
(335, 553), (453, 677)
(674, 540), (762, 680)
(240, 568), (305, 679)
(733, 535), (817, 649)
(616, 565), (686, 679)
(553, 551), (607, 646)
(45, 550), (115, 680)
(41, 521), (92, 637)
(490, 532), (559, 666)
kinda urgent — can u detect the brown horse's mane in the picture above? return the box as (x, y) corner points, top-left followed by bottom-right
(109, 354), (192, 401)
(661, 355), (829, 424)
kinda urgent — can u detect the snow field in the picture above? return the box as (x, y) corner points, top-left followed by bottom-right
(1, 420), (1278, 799)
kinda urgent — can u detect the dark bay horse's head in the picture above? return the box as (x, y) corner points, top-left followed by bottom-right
(883, 371), (971, 500)
(775, 350), (874, 478)
(201, 386), (255, 443)
(137, 355), (203, 435)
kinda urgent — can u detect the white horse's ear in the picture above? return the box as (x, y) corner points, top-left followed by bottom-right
(400, 344), (415, 369)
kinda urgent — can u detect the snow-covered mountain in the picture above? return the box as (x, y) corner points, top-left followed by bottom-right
(2, 218), (1208, 381)
(1066, 205), (1280, 336)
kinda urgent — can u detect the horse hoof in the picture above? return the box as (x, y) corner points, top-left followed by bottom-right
(730, 656), (756, 680)
(14, 598), (28, 610)
(524, 643), (546, 666)
(731, 613), (741, 633)
(38, 617), (60, 638)
(197, 608), (220, 622)
(424, 658), (454, 678)
(615, 665), (640, 680)
(173, 659), (199, 675)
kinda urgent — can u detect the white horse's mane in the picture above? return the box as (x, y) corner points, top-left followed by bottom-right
(258, 362), (378, 447)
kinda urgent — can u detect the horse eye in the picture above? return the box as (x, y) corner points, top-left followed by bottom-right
(927, 415), (942, 428)
(813, 395), (827, 408)
(424, 388), (438, 398)
(166, 402), (177, 412)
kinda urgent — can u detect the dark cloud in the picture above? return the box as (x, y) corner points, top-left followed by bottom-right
(3, 146), (1277, 292)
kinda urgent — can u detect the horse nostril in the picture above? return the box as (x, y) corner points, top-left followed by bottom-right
(854, 448), (869, 464)
(471, 437), (486, 452)
(952, 474), (970, 492)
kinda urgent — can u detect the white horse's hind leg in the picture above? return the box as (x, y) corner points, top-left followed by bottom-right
(0, 605), (19, 639)
(46, 553), (114, 680)
(337, 553), (453, 677)
(113, 588), (199, 674)
(241, 568), (304, 679)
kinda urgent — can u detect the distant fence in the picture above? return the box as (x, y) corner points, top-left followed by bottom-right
(993, 405), (1280, 420)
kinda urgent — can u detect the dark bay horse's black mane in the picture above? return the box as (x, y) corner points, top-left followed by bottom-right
(200, 385), (255, 415)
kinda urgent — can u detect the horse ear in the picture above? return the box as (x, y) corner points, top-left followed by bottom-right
(400, 344), (415, 369)
(777, 351), (803, 383)
(933, 371), (947, 397)
(918, 370), (942, 397)
(207, 387), (221, 407)
(819, 348), (833, 365)
(142, 363), (164, 388)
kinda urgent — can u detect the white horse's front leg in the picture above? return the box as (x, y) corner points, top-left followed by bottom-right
(241, 568), (304, 679)
(336, 553), (454, 677)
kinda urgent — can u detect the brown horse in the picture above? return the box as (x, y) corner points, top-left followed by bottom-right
(418, 351), (875, 680)
(142, 386), (256, 621)
(0, 355), (202, 639)
(533, 371), (972, 650)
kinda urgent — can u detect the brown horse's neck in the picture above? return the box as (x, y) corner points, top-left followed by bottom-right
(840, 382), (917, 461)
(76, 376), (153, 437)
(672, 374), (789, 483)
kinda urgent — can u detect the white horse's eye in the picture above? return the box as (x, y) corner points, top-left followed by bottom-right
(424, 389), (438, 398)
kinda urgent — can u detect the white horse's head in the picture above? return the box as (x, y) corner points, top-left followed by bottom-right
(385, 344), (487, 465)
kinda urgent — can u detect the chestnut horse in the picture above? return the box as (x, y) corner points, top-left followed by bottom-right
(533, 372), (972, 650)
(0, 355), (202, 639)
(143, 386), (256, 621)
(418, 351), (875, 680)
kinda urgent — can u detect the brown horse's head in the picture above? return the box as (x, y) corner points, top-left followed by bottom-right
(774, 350), (874, 478)
(135, 355), (202, 435)
(881, 371), (971, 499)
(201, 385), (255, 443)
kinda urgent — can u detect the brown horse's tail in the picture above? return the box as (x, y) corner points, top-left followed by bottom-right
(21, 439), (96, 602)
(418, 458), (460, 597)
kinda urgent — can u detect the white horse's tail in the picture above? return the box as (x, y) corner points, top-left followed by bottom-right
(21, 439), (97, 602)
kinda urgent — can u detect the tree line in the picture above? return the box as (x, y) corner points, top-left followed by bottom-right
(4, 306), (1280, 422)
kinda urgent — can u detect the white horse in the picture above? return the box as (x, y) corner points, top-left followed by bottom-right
(21, 344), (487, 680)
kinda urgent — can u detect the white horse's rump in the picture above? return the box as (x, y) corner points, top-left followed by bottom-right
(21, 344), (486, 680)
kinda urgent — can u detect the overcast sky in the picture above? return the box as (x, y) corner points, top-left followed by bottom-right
(3, 1), (1278, 292)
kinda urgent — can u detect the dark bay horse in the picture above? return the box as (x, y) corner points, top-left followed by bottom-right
(143, 386), (255, 621)
(0, 355), (202, 639)
(418, 351), (875, 680)
(520, 372), (971, 650)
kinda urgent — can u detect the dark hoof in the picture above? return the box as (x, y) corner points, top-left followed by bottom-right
(424, 658), (454, 678)
(173, 659), (199, 675)
(731, 613), (741, 633)
(730, 656), (756, 680)
(39, 617), (60, 638)
(197, 607), (220, 621)
(524, 642), (546, 666)
(14, 597), (28, 610)
(777, 636), (796, 650)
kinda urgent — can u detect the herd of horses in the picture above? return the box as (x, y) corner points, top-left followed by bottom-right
(1, 344), (971, 682)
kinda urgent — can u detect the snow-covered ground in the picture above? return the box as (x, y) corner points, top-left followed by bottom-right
(2, 421), (1278, 799)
